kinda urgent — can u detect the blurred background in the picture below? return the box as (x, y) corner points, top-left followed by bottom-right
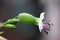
(0, 0), (60, 40)
(0, 0), (44, 40)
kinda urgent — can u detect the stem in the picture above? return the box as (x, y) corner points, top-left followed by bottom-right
(35, 17), (40, 25)
(13, 16), (18, 19)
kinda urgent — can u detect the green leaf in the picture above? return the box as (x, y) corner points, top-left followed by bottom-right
(5, 19), (20, 24)
(5, 24), (16, 29)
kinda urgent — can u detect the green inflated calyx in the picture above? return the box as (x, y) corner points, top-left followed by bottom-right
(5, 19), (20, 24)
(18, 13), (38, 24)
(5, 24), (16, 29)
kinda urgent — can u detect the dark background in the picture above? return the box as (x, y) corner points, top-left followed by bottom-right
(0, 0), (44, 40)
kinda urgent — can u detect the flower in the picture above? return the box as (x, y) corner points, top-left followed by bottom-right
(38, 12), (51, 34)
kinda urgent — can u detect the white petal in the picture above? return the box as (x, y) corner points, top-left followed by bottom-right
(40, 12), (45, 20)
(38, 12), (45, 32)
(38, 23), (43, 32)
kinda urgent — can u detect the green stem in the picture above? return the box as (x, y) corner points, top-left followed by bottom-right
(34, 17), (40, 25)
(13, 16), (18, 19)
